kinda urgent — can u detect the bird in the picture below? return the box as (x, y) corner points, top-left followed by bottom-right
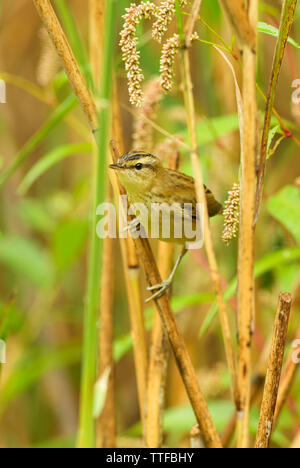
(109, 150), (223, 301)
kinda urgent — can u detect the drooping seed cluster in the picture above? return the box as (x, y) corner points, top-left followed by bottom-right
(222, 183), (240, 246)
(120, 1), (198, 106)
(132, 77), (163, 151)
(160, 32), (199, 92)
(119, 2), (158, 106)
(152, 0), (187, 43)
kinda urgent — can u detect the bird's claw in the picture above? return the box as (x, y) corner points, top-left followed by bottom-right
(145, 280), (171, 303)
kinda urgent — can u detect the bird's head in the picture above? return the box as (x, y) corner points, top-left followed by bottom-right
(109, 151), (162, 193)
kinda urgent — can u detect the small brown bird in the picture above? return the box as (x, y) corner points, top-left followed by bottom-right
(110, 151), (222, 301)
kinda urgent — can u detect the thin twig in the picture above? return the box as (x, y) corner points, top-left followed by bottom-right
(255, 0), (298, 223)
(235, 0), (258, 449)
(255, 293), (292, 448)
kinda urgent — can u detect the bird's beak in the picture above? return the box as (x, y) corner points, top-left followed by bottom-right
(109, 163), (123, 170)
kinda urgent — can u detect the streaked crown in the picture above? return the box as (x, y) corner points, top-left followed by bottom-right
(115, 151), (161, 170)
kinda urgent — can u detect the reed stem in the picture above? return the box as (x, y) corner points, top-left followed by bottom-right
(235, 0), (258, 448)
(255, 293), (292, 448)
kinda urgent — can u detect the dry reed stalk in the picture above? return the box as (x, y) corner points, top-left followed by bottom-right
(89, 0), (105, 83)
(97, 185), (116, 448)
(235, 0), (258, 448)
(32, 0), (98, 131)
(273, 323), (300, 426)
(220, 0), (256, 51)
(178, 1), (237, 399)
(255, 293), (292, 449)
(255, 0), (298, 221)
(33, 1), (222, 447)
(145, 150), (180, 448)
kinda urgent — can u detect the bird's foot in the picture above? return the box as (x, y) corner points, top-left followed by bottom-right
(145, 280), (171, 303)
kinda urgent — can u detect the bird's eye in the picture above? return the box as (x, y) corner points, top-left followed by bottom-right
(135, 163), (143, 170)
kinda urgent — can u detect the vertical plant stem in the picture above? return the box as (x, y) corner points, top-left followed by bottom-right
(97, 185), (116, 448)
(255, 293), (292, 448)
(89, 0), (105, 84)
(89, 0), (116, 448)
(175, 0), (237, 399)
(145, 151), (180, 448)
(78, 0), (117, 448)
(220, 0), (256, 50)
(235, 0), (258, 449)
(255, 0), (298, 221)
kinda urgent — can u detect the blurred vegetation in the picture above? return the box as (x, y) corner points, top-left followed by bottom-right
(0, 0), (299, 448)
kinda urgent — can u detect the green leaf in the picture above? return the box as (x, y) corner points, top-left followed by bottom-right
(199, 247), (300, 336)
(125, 400), (234, 439)
(19, 142), (92, 194)
(258, 21), (300, 49)
(52, 219), (89, 271)
(267, 125), (280, 157)
(19, 198), (56, 233)
(0, 300), (24, 340)
(0, 344), (81, 417)
(0, 95), (77, 188)
(0, 235), (55, 288)
(197, 114), (239, 146)
(268, 185), (300, 244)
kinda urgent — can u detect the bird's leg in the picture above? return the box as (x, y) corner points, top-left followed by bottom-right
(146, 247), (187, 303)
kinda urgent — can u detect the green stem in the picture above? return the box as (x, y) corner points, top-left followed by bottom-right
(77, 0), (117, 448)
